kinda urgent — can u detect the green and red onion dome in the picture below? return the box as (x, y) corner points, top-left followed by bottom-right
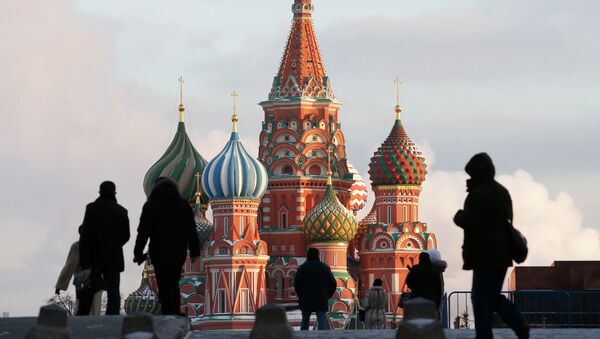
(303, 178), (358, 242)
(194, 202), (214, 248)
(143, 120), (208, 202)
(124, 265), (161, 315)
(368, 116), (427, 186)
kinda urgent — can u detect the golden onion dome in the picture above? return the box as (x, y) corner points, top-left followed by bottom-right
(303, 172), (358, 242)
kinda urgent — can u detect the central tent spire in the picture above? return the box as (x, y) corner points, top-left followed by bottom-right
(269, 0), (333, 100)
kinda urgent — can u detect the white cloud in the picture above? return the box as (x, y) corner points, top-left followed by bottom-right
(1, 0), (599, 317)
(419, 167), (600, 295)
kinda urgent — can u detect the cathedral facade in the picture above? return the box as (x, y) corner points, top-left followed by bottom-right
(125, 0), (437, 330)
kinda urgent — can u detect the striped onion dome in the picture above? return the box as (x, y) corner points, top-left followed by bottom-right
(124, 264), (161, 315)
(143, 115), (208, 202)
(202, 114), (268, 200)
(346, 162), (368, 212)
(368, 109), (427, 186)
(303, 176), (358, 242)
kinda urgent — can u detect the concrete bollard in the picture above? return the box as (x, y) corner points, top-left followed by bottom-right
(395, 298), (445, 339)
(402, 297), (438, 320)
(250, 303), (295, 339)
(121, 313), (158, 339)
(25, 304), (71, 339)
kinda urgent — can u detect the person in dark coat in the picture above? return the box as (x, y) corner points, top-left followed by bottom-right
(405, 252), (442, 308)
(294, 247), (336, 330)
(453, 153), (528, 339)
(133, 178), (200, 315)
(78, 181), (130, 315)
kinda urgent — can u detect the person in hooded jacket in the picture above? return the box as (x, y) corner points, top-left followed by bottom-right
(294, 247), (336, 330)
(454, 153), (528, 339)
(362, 278), (387, 329)
(78, 181), (130, 315)
(405, 252), (442, 308)
(426, 249), (447, 311)
(133, 178), (200, 315)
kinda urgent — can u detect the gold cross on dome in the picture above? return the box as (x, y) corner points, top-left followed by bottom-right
(393, 77), (403, 119)
(230, 90), (239, 132)
(231, 90), (238, 114)
(394, 77), (402, 106)
(178, 76), (185, 105)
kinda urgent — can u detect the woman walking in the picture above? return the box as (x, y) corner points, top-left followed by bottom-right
(362, 279), (388, 329)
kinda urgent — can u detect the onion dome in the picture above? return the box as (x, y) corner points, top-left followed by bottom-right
(368, 103), (427, 186)
(194, 192), (213, 248)
(143, 80), (208, 201)
(357, 205), (377, 238)
(202, 92), (268, 200)
(124, 263), (161, 315)
(346, 162), (368, 212)
(304, 154), (358, 242)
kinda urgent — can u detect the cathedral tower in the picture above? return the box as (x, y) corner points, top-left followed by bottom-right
(357, 83), (437, 314)
(258, 0), (367, 305)
(198, 93), (270, 330)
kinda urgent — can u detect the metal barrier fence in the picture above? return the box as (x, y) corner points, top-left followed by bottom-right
(446, 290), (600, 329)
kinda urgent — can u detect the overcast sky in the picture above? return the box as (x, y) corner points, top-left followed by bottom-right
(1, 0), (599, 316)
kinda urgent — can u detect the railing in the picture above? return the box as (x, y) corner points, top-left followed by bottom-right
(446, 290), (600, 329)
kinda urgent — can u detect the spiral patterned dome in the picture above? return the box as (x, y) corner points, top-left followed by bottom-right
(143, 120), (208, 202)
(303, 179), (358, 242)
(194, 202), (214, 248)
(202, 131), (268, 200)
(124, 264), (161, 315)
(368, 117), (427, 186)
(346, 162), (368, 212)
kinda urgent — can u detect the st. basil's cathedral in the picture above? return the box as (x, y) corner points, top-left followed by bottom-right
(124, 0), (437, 330)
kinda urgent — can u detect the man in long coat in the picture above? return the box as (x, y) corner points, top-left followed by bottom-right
(294, 247), (336, 330)
(79, 181), (130, 315)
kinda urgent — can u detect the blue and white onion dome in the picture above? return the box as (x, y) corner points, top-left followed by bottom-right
(202, 105), (268, 200)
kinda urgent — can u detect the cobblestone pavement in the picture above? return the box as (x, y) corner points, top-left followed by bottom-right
(187, 328), (600, 339)
(0, 316), (189, 339)
(2, 317), (599, 339)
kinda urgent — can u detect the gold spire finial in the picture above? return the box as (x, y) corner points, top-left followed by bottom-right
(394, 77), (402, 120)
(178, 76), (185, 122)
(326, 145), (332, 185)
(142, 261), (149, 279)
(194, 172), (201, 204)
(230, 90), (239, 132)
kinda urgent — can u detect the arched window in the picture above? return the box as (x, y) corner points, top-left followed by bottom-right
(387, 206), (392, 224)
(265, 271), (270, 289)
(274, 271), (284, 299)
(290, 271), (297, 288)
(282, 165), (293, 175)
(280, 212), (288, 229)
(278, 205), (289, 230)
(240, 216), (244, 236)
(403, 206), (408, 221)
(309, 165), (320, 176)
(218, 289), (227, 313)
(223, 217), (229, 237)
